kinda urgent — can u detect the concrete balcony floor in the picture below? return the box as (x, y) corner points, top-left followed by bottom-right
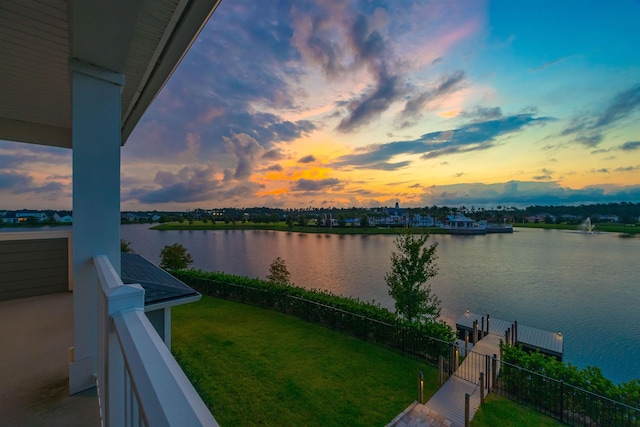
(0, 292), (101, 426)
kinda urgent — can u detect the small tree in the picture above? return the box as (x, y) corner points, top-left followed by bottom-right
(385, 232), (440, 323)
(120, 239), (133, 253)
(160, 243), (193, 270)
(267, 257), (291, 285)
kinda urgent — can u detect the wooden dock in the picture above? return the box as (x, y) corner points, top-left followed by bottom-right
(456, 311), (563, 360)
(388, 313), (564, 426)
(388, 334), (502, 427)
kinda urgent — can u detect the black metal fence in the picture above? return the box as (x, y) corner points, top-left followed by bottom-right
(493, 357), (639, 427)
(180, 276), (451, 366)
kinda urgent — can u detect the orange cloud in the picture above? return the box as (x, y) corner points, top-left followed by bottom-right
(197, 107), (226, 124)
(256, 187), (289, 197)
(438, 109), (461, 118)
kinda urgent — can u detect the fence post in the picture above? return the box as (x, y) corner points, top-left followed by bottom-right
(491, 354), (497, 390)
(449, 344), (454, 374)
(454, 346), (459, 372)
(485, 354), (490, 390)
(465, 393), (470, 427)
(465, 330), (469, 355)
(560, 380), (564, 423)
(480, 372), (485, 404)
(473, 321), (478, 344)
(487, 314), (490, 336)
(481, 316), (485, 339)
(439, 356), (444, 386)
(418, 371), (424, 404)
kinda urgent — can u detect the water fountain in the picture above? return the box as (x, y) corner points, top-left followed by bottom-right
(580, 217), (595, 233)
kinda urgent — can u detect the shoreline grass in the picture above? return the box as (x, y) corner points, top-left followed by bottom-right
(172, 296), (438, 426)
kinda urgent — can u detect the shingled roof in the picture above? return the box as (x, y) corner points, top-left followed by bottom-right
(121, 252), (200, 307)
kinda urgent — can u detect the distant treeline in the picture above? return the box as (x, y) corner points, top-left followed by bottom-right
(119, 202), (640, 225)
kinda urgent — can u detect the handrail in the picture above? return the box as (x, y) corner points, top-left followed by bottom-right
(113, 309), (217, 426)
(94, 255), (218, 427)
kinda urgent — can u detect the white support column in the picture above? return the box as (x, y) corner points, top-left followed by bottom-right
(69, 60), (124, 394)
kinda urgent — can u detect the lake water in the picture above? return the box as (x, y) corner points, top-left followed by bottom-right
(3, 225), (638, 383)
(116, 224), (639, 384)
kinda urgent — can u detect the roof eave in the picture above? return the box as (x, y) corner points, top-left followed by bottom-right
(120, 0), (221, 145)
(144, 292), (202, 312)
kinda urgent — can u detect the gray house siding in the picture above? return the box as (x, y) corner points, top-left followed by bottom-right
(0, 238), (69, 301)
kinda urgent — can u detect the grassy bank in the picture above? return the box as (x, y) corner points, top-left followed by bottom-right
(513, 222), (639, 234)
(172, 296), (438, 426)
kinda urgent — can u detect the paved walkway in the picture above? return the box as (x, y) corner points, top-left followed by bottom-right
(388, 334), (502, 427)
(0, 292), (101, 426)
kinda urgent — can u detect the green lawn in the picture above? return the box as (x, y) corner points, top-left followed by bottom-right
(471, 394), (563, 427)
(172, 296), (438, 426)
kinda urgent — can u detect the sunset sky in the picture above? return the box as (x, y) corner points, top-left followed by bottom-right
(2, 0), (639, 210)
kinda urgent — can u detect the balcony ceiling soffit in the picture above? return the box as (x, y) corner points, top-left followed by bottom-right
(0, 0), (219, 149)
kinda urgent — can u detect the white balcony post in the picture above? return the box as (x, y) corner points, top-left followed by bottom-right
(69, 60), (124, 394)
(105, 283), (145, 426)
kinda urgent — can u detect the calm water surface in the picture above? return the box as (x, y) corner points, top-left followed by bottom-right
(3, 225), (637, 382)
(117, 225), (639, 384)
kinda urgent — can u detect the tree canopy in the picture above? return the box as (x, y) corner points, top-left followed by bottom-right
(267, 257), (291, 285)
(160, 243), (193, 270)
(385, 232), (440, 323)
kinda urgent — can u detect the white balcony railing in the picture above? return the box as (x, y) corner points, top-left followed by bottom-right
(95, 255), (218, 427)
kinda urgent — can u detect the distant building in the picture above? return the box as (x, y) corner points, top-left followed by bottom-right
(446, 214), (477, 229)
(54, 213), (73, 223)
(412, 214), (435, 227)
(2, 210), (48, 223)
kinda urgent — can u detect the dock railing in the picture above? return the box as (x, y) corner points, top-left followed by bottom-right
(494, 358), (639, 427)
(95, 255), (218, 427)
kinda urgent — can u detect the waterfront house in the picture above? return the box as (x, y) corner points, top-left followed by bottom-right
(0, 1), (222, 425)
